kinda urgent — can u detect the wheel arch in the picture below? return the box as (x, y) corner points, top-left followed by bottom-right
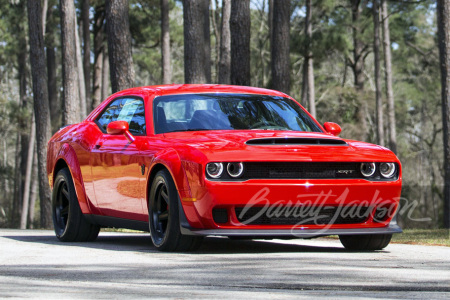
(52, 143), (93, 214)
(145, 149), (203, 229)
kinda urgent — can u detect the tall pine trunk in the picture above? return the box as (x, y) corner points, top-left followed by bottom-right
(373, 0), (384, 146)
(27, 0), (52, 228)
(60, 0), (80, 124)
(271, 0), (290, 95)
(183, 0), (211, 83)
(20, 115), (35, 229)
(106, 0), (135, 93)
(218, 0), (231, 84)
(82, 0), (91, 110)
(102, 45), (110, 99)
(75, 14), (87, 119)
(351, 0), (368, 141)
(381, 0), (397, 153)
(437, 0), (450, 228)
(161, 0), (172, 84)
(93, 4), (105, 109)
(230, 0), (250, 86)
(304, 0), (315, 117)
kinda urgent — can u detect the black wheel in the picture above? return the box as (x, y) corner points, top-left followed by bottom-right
(149, 169), (203, 251)
(52, 168), (100, 242)
(339, 234), (392, 251)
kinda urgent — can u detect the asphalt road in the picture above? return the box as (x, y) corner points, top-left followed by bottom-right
(0, 229), (449, 299)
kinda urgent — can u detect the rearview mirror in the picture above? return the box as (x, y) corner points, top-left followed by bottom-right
(323, 122), (342, 136)
(107, 121), (135, 143)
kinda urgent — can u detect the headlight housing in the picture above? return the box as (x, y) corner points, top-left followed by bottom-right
(206, 162), (223, 178)
(227, 162), (244, 178)
(360, 162), (376, 177)
(380, 162), (396, 178)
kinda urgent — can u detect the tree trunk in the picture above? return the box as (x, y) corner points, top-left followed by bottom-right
(304, 0), (315, 117)
(20, 115), (35, 229)
(42, 0), (48, 36)
(102, 45), (110, 99)
(183, 0), (211, 83)
(47, 46), (59, 131)
(437, 0), (450, 228)
(381, 0), (397, 153)
(218, 0), (231, 84)
(45, 1), (60, 132)
(82, 0), (91, 110)
(203, 0), (211, 82)
(373, 0), (384, 146)
(230, 0), (250, 86)
(93, 4), (105, 109)
(27, 0), (52, 229)
(60, 0), (80, 125)
(350, 0), (368, 141)
(271, 0), (290, 95)
(301, 61), (308, 108)
(28, 150), (38, 229)
(210, 0), (220, 83)
(75, 14), (87, 119)
(351, 0), (365, 91)
(14, 35), (29, 227)
(106, 0), (135, 93)
(161, 0), (172, 84)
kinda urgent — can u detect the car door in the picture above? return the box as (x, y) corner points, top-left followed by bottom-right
(91, 97), (147, 221)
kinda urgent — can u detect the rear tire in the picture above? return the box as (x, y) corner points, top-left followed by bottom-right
(339, 234), (392, 251)
(52, 168), (100, 242)
(149, 169), (203, 252)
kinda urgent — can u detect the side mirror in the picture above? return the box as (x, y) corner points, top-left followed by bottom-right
(107, 120), (135, 143)
(323, 122), (342, 136)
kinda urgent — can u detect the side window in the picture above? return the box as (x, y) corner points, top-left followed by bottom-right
(96, 97), (146, 135)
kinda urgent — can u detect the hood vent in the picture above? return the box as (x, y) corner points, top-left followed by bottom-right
(246, 138), (348, 146)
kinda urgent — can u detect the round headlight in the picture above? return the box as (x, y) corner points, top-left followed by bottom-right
(360, 162), (376, 177)
(227, 162), (244, 178)
(380, 162), (396, 178)
(206, 162), (224, 178)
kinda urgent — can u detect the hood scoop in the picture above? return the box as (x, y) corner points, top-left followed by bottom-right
(246, 137), (348, 146)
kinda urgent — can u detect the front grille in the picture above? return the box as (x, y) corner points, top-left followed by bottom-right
(235, 206), (370, 225)
(242, 162), (363, 180)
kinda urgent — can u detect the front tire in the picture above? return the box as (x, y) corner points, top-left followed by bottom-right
(149, 169), (203, 251)
(339, 234), (392, 251)
(52, 168), (100, 242)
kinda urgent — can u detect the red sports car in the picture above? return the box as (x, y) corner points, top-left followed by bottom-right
(47, 84), (402, 251)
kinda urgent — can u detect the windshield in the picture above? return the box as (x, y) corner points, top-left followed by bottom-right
(153, 93), (322, 134)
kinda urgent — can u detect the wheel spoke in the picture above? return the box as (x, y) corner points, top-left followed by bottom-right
(61, 185), (69, 200)
(61, 206), (69, 216)
(156, 193), (162, 212)
(161, 189), (169, 203)
(159, 211), (169, 221)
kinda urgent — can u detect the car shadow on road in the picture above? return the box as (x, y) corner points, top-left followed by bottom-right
(1, 232), (386, 254)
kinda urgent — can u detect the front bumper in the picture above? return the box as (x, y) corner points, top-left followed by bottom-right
(180, 219), (402, 237)
(182, 178), (402, 229)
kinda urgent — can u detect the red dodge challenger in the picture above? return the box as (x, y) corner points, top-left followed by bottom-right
(47, 84), (402, 251)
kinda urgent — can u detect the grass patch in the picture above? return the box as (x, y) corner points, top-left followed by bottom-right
(391, 229), (450, 246)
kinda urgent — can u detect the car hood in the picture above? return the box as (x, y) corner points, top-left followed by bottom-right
(162, 130), (399, 163)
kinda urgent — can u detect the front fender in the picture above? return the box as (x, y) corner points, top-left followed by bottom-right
(147, 148), (204, 229)
(54, 143), (94, 214)
(148, 148), (191, 199)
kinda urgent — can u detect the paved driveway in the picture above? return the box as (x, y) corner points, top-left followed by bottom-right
(0, 229), (449, 299)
